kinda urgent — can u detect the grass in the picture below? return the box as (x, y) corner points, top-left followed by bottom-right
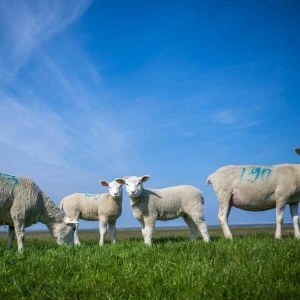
(0, 226), (300, 299)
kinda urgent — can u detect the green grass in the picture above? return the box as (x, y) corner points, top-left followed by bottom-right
(0, 227), (300, 299)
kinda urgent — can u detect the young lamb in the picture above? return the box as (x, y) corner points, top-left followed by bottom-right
(60, 180), (123, 246)
(115, 175), (210, 246)
(0, 172), (78, 251)
(206, 164), (300, 239)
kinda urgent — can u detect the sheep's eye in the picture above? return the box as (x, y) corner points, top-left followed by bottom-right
(109, 187), (112, 189)
(125, 183), (129, 186)
(137, 182), (140, 186)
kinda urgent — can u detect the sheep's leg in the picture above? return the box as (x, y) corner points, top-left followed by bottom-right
(218, 202), (232, 239)
(7, 226), (15, 249)
(143, 218), (155, 246)
(99, 217), (108, 246)
(187, 215), (210, 242)
(74, 222), (81, 245)
(139, 219), (146, 240)
(183, 215), (198, 241)
(289, 202), (300, 239)
(14, 221), (25, 252)
(196, 218), (210, 242)
(108, 220), (116, 244)
(275, 200), (286, 239)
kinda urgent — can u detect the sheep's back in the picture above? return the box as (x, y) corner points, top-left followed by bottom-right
(209, 164), (300, 207)
(144, 185), (203, 220)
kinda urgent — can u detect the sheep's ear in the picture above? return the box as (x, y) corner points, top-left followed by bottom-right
(295, 148), (300, 155)
(64, 216), (79, 224)
(140, 175), (150, 182)
(115, 178), (126, 185)
(99, 180), (109, 187)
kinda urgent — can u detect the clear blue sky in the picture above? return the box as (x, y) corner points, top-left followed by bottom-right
(0, 0), (299, 231)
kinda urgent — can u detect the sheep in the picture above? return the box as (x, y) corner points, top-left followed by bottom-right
(115, 175), (210, 246)
(0, 172), (78, 251)
(60, 180), (123, 246)
(206, 164), (300, 239)
(295, 148), (300, 155)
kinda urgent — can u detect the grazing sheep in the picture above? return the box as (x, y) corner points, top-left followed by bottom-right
(295, 148), (300, 155)
(115, 175), (210, 246)
(0, 172), (78, 251)
(206, 165), (300, 239)
(60, 180), (123, 246)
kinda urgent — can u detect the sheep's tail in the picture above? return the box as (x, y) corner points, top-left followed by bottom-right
(206, 174), (213, 186)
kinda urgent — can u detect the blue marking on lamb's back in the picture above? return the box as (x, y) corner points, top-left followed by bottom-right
(85, 193), (101, 200)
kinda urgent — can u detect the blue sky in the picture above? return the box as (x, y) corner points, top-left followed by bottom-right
(0, 0), (299, 231)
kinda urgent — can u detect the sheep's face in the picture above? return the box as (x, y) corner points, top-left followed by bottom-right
(53, 222), (76, 246)
(117, 175), (150, 199)
(99, 180), (123, 199)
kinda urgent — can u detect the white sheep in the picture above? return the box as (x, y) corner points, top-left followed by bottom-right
(206, 164), (300, 239)
(60, 180), (123, 246)
(0, 172), (78, 251)
(115, 175), (210, 245)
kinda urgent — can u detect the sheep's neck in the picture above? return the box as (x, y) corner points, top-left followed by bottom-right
(130, 189), (145, 207)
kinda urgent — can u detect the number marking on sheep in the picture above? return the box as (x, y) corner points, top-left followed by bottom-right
(0, 173), (19, 186)
(84, 194), (101, 200)
(240, 167), (272, 183)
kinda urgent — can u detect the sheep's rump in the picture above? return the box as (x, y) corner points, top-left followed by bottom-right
(0, 173), (44, 226)
(207, 165), (300, 210)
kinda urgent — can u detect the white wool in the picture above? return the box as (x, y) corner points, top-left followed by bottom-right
(206, 164), (300, 239)
(115, 175), (210, 246)
(60, 180), (123, 246)
(0, 173), (77, 251)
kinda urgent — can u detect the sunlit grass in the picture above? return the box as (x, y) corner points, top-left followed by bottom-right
(0, 228), (299, 299)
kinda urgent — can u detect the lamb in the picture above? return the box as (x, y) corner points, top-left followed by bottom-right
(206, 164), (300, 239)
(0, 172), (78, 251)
(60, 180), (123, 246)
(115, 175), (210, 245)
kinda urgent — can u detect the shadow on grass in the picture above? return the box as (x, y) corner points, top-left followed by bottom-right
(150, 235), (224, 245)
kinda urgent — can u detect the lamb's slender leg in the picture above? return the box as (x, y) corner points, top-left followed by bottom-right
(74, 222), (81, 245)
(218, 202), (232, 239)
(7, 226), (15, 249)
(139, 219), (146, 240)
(275, 201), (286, 239)
(183, 215), (198, 241)
(289, 202), (300, 239)
(99, 217), (108, 246)
(14, 221), (25, 252)
(108, 220), (116, 244)
(191, 216), (210, 242)
(143, 218), (155, 246)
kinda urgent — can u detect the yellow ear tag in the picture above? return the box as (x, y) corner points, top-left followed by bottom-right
(69, 217), (73, 221)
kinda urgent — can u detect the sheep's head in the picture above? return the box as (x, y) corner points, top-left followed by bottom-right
(100, 180), (123, 199)
(115, 175), (150, 199)
(53, 217), (78, 246)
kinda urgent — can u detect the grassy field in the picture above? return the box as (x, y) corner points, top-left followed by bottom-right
(0, 226), (300, 299)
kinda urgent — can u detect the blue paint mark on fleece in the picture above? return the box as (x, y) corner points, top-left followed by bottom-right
(0, 173), (19, 186)
(85, 194), (101, 200)
(240, 167), (272, 183)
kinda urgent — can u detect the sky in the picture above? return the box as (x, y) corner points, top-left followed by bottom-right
(0, 0), (300, 232)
